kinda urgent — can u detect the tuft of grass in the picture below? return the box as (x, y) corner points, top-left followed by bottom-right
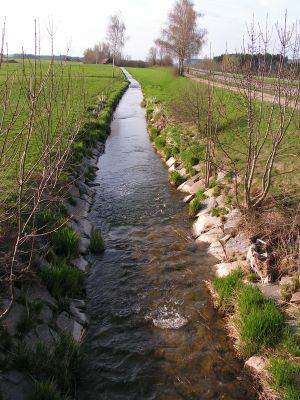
(211, 206), (229, 218)
(208, 178), (218, 188)
(90, 229), (105, 254)
(13, 335), (80, 397)
(50, 226), (79, 259)
(236, 285), (285, 356)
(188, 190), (207, 217)
(40, 262), (85, 299)
(169, 171), (184, 187)
(212, 268), (244, 308)
(28, 381), (62, 400)
(268, 357), (300, 400)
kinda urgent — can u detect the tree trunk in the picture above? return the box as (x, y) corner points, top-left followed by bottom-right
(112, 54), (115, 78)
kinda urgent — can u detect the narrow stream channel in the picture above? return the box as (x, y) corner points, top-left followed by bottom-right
(78, 70), (257, 400)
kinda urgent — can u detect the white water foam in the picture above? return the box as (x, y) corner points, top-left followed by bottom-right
(146, 304), (188, 329)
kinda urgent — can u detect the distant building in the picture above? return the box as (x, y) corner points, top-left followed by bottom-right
(98, 57), (111, 64)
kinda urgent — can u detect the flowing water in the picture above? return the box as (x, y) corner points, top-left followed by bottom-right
(78, 70), (257, 400)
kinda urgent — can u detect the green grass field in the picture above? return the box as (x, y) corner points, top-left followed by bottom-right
(129, 66), (300, 202)
(0, 61), (126, 197)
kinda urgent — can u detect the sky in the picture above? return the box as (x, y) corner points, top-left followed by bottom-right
(2, 0), (300, 59)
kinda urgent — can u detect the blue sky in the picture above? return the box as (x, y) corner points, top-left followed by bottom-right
(2, 0), (299, 58)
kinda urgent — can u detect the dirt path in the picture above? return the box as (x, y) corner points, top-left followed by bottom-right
(186, 73), (299, 110)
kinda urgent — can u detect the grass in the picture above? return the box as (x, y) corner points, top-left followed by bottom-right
(129, 66), (300, 202)
(189, 190), (207, 217)
(13, 334), (80, 398)
(169, 171), (184, 187)
(212, 268), (244, 308)
(90, 229), (105, 254)
(40, 262), (85, 299)
(50, 226), (80, 259)
(268, 358), (300, 400)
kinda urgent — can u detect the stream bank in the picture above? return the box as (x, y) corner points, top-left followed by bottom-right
(78, 69), (257, 400)
(0, 74), (129, 400)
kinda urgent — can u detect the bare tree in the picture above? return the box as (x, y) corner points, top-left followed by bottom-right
(106, 13), (127, 78)
(156, 0), (206, 75)
(147, 46), (157, 66)
(220, 14), (300, 212)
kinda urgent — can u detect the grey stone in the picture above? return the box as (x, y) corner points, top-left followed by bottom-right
(258, 284), (281, 302)
(70, 303), (89, 326)
(196, 227), (224, 244)
(216, 193), (226, 207)
(56, 312), (84, 342)
(196, 197), (218, 216)
(23, 284), (58, 310)
(68, 198), (90, 221)
(183, 194), (195, 203)
(70, 299), (86, 310)
(280, 276), (294, 286)
(2, 303), (26, 336)
(78, 218), (93, 238)
(68, 185), (80, 200)
(81, 193), (94, 205)
(25, 324), (58, 350)
(0, 370), (30, 400)
(225, 233), (249, 259)
(166, 157), (176, 168)
(215, 261), (248, 278)
(223, 209), (242, 235)
(208, 241), (226, 261)
(79, 237), (90, 255)
(217, 170), (227, 182)
(71, 257), (89, 272)
(189, 179), (205, 194)
(193, 214), (222, 237)
(177, 173), (202, 194)
(204, 188), (215, 197)
(37, 305), (53, 324)
(290, 292), (300, 303)
(287, 320), (300, 334)
(33, 255), (50, 270)
(245, 356), (266, 374)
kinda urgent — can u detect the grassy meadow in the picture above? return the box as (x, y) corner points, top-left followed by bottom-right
(129, 66), (300, 203)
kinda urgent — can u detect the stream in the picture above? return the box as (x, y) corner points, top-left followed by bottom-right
(78, 70), (257, 400)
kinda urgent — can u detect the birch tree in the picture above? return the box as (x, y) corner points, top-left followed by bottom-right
(106, 13), (126, 78)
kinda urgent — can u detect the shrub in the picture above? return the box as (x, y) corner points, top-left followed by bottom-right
(40, 262), (85, 298)
(169, 171), (184, 187)
(212, 268), (244, 308)
(28, 381), (62, 400)
(149, 126), (159, 140)
(50, 226), (79, 259)
(90, 229), (105, 254)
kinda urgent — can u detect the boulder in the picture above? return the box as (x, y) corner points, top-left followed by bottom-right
(196, 197), (218, 217)
(245, 356), (266, 374)
(78, 218), (93, 238)
(208, 241), (226, 261)
(71, 257), (89, 272)
(204, 188), (215, 197)
(166, 157), (177, 168)
(68, 198), (90, 222)
(37, 305), (53, 325)
(25, 324), (58, 350)
(0, 370), (30, 400)
(258, 284), (281, 302)
(225, 233), (249, 259)
(168, 164), (176, 172)
(176, 167), (188, 179)
(2, 303), (26, 336)
(196, 227), (224, 244)
(183, 194), (195, 203)
(193, 214), (222, 237)
(290, 292), (300, 303)
(215, 260), (248, 277)
(216, 193), (226, 207)
(23, 284), (58, 310)
(189, 180), (205, 194)
(56, 312), (84, 342)
(79, 237), (90, 255)
(177, 173), (203, 194)
(223, 209), (242, 235)
(280, 276), (294, 286)
(217, 170), (227, 182)
(70, 303), (89, 326)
